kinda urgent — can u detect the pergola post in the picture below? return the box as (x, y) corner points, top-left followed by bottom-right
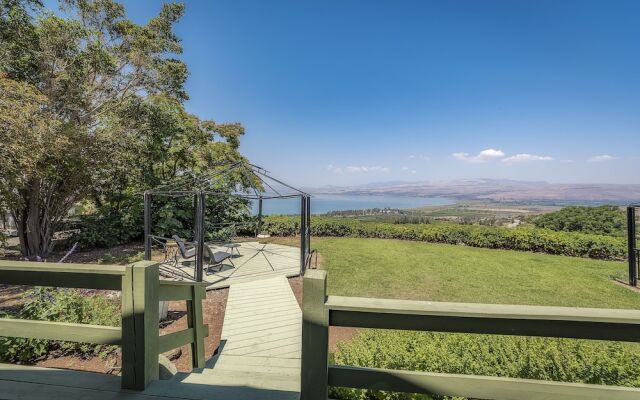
(195, 191), (206, 282)
(143, 192), (152, 261)
(257, 196), (263, 235)
(300, 195), (307, 275)
(628, 206), (637, 287)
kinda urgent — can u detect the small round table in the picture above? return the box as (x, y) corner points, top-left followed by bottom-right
(224, 243), (241, 256)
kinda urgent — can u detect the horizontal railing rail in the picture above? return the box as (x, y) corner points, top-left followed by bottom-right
(301, 269), (640, 400)
(0, 260), (129, 349)
(0, 260), (209, 390)
(0, 318), (122, 344)
(0, 260), (126, 290)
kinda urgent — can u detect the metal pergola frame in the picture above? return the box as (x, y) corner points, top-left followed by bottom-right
(627, 204), (640, 287)
(143, 162), (311, 282)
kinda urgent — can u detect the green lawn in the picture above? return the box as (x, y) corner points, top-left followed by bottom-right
(309, 237), (639, 309)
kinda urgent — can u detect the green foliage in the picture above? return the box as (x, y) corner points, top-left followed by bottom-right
(0, 288), (120, 362)
(263, 216), (626, 260)
(77, 199), (143, 248)
(533, 206), (626, 237)
(331, 330), (640, 400)
(393, 215), (433, 224)
(1, 0), (258, 257)
(0, 0), (190, 258)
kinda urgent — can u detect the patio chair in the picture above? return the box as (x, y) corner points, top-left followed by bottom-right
(203, 245), (235, 274)
(173, 235), (234, 274)
(172, 235), (196, 261)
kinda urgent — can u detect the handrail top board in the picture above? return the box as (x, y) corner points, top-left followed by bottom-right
(326, 295), (640, 325)
(0, 260), (127, 275)
(159, 279), (209, 287)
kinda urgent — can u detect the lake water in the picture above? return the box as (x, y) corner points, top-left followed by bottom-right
(252, 194), (454, 215)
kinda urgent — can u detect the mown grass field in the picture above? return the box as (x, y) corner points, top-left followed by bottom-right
(302, 237), (639, 309)
(292, 236), (640, 398)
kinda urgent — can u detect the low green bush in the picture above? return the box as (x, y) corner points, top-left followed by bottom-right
(0, 288), (121, 362)
(533, 206), (626, 237)
(77, 212), (142, 248)
(262, 216), (626, 260)
(331, 330), (640, 400)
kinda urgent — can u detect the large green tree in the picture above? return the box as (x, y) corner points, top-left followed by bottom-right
(0, 0), (252, 258)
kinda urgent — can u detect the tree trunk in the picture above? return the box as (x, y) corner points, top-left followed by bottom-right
(13, 180), (56, 260)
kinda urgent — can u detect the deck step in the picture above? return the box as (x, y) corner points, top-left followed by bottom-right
(210, 354), (301, 368)
(148, 368), (300, 399)
(208, 355), (300, 376)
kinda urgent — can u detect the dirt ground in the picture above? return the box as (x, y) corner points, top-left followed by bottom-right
(287, 276), (358, 353)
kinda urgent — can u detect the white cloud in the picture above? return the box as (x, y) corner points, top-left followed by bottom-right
(502, 154), (554, 163)
(401, 166), (409, 171)
(560, 159), (574, 163)
(452, 148), (505, 163)
(409, 154), (430, 161)
(588, 155), (618, 162)
(326, 164), (343, 174)
(345, 165), (390, 173)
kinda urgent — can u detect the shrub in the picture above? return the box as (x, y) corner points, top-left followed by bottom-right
(533, 206), (626, 237)
(0, 288), (121, 362)
(262, 216), (627, 260)
(77, 212), (143, 248)
(331, 330), (640, 400)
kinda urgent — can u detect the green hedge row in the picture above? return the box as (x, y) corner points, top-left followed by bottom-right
(262, 216), (627, 260)
(331, 330), (640, 400)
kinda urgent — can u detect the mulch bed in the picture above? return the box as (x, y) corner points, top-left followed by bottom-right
(160, 288), (229, 372)
(287, 276), (358, 353)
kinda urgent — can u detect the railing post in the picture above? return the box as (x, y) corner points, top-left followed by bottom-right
(301, 269), (329, 400)
(628, 206), (637, 287)
(121, 261), (159, 390)
(143, 192), (152, 261)
(306, 196), (311, 260)
(187, 284), (206, 369)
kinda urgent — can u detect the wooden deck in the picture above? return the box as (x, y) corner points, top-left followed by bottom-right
(167, 242), (301, 289)
(0, 255), (303, 400)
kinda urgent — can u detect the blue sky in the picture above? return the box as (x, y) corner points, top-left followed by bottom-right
(48, 0), (640, 186)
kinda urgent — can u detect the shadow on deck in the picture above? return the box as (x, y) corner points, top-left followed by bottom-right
(164, 242), (301, 289)
(0, 363), (299, 400)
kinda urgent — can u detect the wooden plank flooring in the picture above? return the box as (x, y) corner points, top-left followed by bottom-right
(167, 242), (301, 289)
(143, 275), (302, 399)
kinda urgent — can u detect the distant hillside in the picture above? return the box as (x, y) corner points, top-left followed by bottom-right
(311, 179), (640, 203)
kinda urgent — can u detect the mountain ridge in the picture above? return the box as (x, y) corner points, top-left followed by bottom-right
(308, 179), (640, 203)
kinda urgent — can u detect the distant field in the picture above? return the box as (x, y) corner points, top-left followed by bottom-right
(324, 200), (558, 223)
(415, 201), (559, 218)
(307, 237), (638, 309)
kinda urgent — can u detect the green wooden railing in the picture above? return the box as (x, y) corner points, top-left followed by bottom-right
(0, 260), (208, 390)
(301, 269), (640, 400)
